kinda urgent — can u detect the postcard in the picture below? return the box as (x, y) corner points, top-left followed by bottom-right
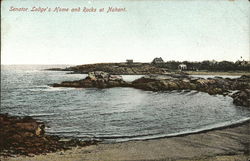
(1, 0), (250, 160)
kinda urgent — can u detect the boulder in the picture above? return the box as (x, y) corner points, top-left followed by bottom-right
(207, 88), (224, 95)
(196, 79), (210, 85)
(167, 81), (179, 89)
(232, 89), (250, 107)
(87, 71), (110, 81)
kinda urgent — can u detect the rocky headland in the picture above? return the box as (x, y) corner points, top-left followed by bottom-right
(47, 63), (168, 75)
(0, 114), (98, 157)
(46, 61), (250, 76)
(52, 71), (250, 107)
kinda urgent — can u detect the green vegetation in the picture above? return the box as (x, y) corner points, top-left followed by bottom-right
(155, 60), (250, 72)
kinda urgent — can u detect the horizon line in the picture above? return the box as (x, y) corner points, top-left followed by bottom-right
(1, 59), (249, 66)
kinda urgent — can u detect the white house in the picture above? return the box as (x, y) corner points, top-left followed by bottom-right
(178, 64), (187, 70)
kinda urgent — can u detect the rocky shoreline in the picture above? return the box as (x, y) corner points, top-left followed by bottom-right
(0, 114), (99, 157)
(52, 71), (250, 107)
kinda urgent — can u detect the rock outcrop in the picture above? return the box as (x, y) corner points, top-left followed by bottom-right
(53, 71), (130, 88)
(232, 89), (250, 107)
(52, 73), (250, 107)
(0, 114), (98, 157)
(131, 75), (250, 107)
(132, 75), (249, 95)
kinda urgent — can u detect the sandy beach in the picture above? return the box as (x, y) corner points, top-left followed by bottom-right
(1, 120), (249, 161)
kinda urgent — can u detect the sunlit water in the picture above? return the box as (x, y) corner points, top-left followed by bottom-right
(1, 65), (250, 143)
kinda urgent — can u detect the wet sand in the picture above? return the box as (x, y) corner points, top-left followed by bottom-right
(1, 120), (249, 161)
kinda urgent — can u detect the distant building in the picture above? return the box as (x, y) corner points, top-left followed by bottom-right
(152, 57), (164, 64)
(178, 64), (187, 71)
(126, 59), (133, 64)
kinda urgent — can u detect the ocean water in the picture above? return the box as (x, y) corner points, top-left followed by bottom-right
(1, 65), (250, 143)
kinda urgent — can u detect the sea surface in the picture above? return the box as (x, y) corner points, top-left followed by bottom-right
(1, 65), (250, 143)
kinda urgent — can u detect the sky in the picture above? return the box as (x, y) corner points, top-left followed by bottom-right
(1, 0), (250, 65)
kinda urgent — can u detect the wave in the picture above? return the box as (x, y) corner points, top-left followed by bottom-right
(28, 86), (76, 92)
(94, 117), (250, 143)
(42, 117), (250, 143)
(28, 113), (59, 117)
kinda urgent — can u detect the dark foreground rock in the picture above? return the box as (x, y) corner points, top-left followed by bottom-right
(53, 71), (130, 88)
(0, 114), (98, 157)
